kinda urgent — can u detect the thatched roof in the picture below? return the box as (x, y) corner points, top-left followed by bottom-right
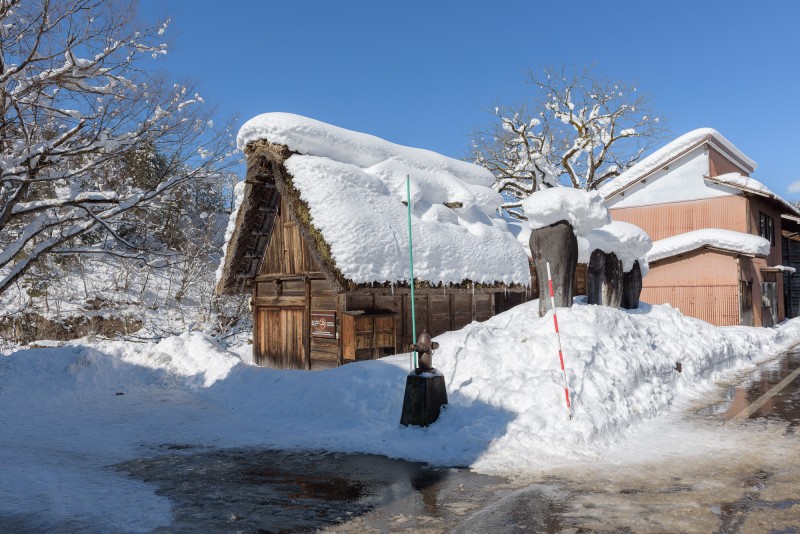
(216, 113), (532, 295)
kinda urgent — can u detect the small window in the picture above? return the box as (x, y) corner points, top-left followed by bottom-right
(759, 212), (775, 245)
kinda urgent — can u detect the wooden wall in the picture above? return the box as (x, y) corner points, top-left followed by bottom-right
(644, 250), (741, 326)
(708, 146), (749, 177)
(253, 281), (527, 369)
(342, 287), (502, 361)
(610, 196), (748, 241)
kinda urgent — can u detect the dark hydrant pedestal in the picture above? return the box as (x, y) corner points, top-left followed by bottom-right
(400, 331), (448, 427)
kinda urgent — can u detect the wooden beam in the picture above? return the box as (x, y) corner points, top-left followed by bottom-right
(304, 276), (311, 370)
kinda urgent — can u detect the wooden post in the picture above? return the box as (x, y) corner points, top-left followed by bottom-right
(426, 292), (432, 335)
(449, 292), (455, 331)
(304, 276), (311, 370)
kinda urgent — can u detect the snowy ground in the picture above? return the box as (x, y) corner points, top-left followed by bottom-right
(1, 299), (799, 531)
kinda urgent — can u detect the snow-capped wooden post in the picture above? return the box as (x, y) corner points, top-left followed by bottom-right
(547, 261), (572, 420)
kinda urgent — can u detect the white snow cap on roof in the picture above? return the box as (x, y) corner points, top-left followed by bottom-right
(236, 113), (531, 286)
(237, 113), (494, 189)
(708, 172), (800, 216)
(599, 128), (757, 198)
(521, 187), (610, 238)
(587, 221), (652, 272)
(709, 172), (774, 196)
(647, 229), (770, 263)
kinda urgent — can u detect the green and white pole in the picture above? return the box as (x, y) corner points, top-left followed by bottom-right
(406, 175), (417, 371)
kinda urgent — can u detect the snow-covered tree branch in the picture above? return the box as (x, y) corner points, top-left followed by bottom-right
(0, 0), (239, 296)
(471, 65), (668, 219)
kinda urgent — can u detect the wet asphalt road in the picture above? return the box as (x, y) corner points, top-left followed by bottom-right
(708, 349), (800, 429)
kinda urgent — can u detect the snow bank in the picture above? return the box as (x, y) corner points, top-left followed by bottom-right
(234, 113), (530, 286)
(520, 187), (610, 237)
(587, 221), (652, 272)
(647, 229), (771, 263)
(599, 128), (757, 198)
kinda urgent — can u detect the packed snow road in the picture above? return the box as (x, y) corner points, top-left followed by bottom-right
(1, 301), (800, 532)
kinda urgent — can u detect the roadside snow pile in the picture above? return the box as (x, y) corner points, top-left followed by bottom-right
(587, 221), (652, 272)
(647, 229), (771, 263)
(234, 112), (530, 286)
(520, 187), (610, 237)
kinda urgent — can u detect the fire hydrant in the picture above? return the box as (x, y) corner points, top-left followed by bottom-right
(411, 330), (439, 374)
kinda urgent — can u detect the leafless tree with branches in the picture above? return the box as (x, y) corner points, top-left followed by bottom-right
(0, 0), (238, 297)
(471, 65), (668, 219)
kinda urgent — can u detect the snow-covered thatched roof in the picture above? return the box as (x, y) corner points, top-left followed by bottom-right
(599, 128), (757, 200)
(217, 113), (531, 294)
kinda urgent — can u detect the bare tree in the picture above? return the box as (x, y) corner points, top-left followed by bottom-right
(471, 65), (667, 219)
(0, 0), (237, 296)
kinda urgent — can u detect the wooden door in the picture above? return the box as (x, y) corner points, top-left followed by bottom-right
(256, 307), (305, 368)
(739, 280), (753, 326)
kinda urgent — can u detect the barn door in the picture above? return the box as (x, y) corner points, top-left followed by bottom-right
(255, 307), (306, 369)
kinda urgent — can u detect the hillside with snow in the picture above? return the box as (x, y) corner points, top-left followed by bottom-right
(1, 299), (799, 530)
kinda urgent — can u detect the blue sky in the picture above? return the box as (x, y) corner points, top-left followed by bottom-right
(141, 0), (799, 197)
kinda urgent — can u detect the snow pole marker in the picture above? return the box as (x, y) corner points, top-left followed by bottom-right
(546, 261), (572, 420)
(406, 175), (417, 371)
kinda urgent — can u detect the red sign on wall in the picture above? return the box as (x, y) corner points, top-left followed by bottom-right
(311, 311), (336, 338)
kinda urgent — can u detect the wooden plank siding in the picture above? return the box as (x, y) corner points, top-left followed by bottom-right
(610, 196), (748, 242)
(259, 197), (320, 277)
(645, 250), (739, 287)
(644, 250), (741, 326)
(343, 287), (501, 355)
(708, 146), (749, 178)
(640, 285), (740, 326)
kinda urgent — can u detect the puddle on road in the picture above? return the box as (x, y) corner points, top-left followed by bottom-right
(698, 350), (800, 428)
(112, 350), (800, 533)
(116, 448), (565, 533)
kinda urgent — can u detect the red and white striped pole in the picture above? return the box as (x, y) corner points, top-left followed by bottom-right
(546, 261), (572, 420)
